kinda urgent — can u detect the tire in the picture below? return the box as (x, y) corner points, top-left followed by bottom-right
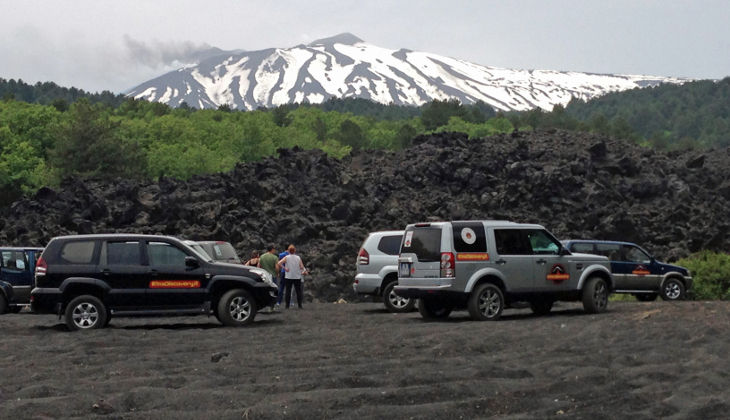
(103, 316), (112, 327)
(217, 289), (257, 327)
(10, 305), (23, 314)
(467, 283), (504, 321)
(381, 281), (415, 313)
(417, 298), (453, 321)
(65, 295), (108, 331)
(0, 295), (8, 315)
(529, 300), (554, 316)
(634, 293), (658, 302)
(660, 278), (686, 301)
(582, 277), (609, 314)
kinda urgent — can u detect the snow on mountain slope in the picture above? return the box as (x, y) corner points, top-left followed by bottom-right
(126, 33), (689, 111)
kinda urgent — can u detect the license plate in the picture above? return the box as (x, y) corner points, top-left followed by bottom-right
(399, 263), (412, 277)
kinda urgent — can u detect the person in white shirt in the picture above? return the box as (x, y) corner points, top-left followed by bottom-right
(276, 245), (309, 309)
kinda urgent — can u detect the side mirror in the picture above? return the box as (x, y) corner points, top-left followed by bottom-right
(185, 256), (200, 269)
(559, 247), (569, 256)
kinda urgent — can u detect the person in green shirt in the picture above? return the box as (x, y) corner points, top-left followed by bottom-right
(258, 245), (279, 311)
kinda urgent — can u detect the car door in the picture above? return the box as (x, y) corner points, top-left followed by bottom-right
(491, 229), (535, 292)
(619, 244), (656, 291)
(0, 250), (33, 303)
(98, 240), (149, 308)
(594, 243), (628, 290)
(145, 240), (208, 307)
(526, 229), (576, 291)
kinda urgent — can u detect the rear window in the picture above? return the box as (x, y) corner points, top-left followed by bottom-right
(595, 243), (620, 259)
(59, 241), (96, 264)
(402, 228), (442, 262)
(104, 241), (141, 266)
(211, 243), (239, 261)
(377, 235), (403, 255)
(452, 222), (487, 253)
(494, 229), (532, 255)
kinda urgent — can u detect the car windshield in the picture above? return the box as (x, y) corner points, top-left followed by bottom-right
(182, 241), (214, 262)
(210, 243), (240, 261)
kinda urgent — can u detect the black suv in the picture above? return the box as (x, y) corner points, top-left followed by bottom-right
(31, 234), (278, 331)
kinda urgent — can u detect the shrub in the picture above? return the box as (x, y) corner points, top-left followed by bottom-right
(675, 251), (730, 300)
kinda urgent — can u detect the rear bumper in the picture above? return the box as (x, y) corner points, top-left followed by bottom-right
(30, 288), (62, 314)
(394, 277), (461, 299)
(353, 273), (382, 295)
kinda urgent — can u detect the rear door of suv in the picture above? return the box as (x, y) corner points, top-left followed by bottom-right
(399, 224), (443, 283)
(99, 239), (149, 308)
(490, 228), (535, 291)
(144, 240), (208, 307)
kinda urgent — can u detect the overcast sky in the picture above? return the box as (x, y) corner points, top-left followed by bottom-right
(1, 0), (728, 93)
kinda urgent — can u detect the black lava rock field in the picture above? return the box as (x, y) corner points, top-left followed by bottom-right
(2, 130), (729, 301)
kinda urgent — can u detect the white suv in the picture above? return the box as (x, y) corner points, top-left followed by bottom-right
(353, 231), (415, 313)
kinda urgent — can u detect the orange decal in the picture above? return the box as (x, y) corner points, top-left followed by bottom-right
(457, 253), (490, 261)
(632, 265), (650, 276)
(547, 264), (570, 284)
(149, 280), (201, 289)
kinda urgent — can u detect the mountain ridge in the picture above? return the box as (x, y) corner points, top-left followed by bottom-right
(127, 34), (692, 111)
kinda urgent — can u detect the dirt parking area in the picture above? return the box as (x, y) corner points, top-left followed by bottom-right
(0, 301), (728, 420)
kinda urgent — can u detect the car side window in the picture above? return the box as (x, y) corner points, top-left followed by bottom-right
(452, 222), (487, 253)
(60, 241), (96, 264)
(571, 243), (595, 254)
(1, 251), (29, 271)
(1, 251), (10, 268)
(621, 245), (651, 263)
(526, 230), (561, 255)
(494, 229), (532, 255)
(102, 241), (141, 266)
(596, 243), (620, 260)
(148, 242), (188, 266)
(377, 235), (402, 255)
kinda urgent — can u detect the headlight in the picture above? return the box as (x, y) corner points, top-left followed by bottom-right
(248, 268), (275, 286)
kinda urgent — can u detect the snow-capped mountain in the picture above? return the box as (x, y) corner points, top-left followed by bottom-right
(127, 33), (689, 111)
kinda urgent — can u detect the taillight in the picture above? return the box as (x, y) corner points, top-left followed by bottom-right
(358, 248), (369, 265)
(35, 257), (48, 277)
(440, 252), (455, 278)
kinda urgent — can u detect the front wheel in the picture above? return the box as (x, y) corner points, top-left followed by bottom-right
(382, 282), (415, 313)
(582, 277), (609, 314)
(468, 283), (504, 321)
(660, 279), (685, 301)
(217, 289), (257, 327)
(417, 298), (453, 321)
(65, 295), (108, 331)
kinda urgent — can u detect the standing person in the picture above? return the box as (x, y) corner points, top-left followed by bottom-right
(277, 245), (291, 307)
(244, 251), (260, 267)
(276, 245), (308, 309)
(258, 245), (279, 312)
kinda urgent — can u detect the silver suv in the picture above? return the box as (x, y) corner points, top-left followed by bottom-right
(395, 221), (614, 321)
(353, 230), (415, 313)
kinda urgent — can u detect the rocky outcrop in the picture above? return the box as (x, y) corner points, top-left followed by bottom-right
(2, 130), (727, 301)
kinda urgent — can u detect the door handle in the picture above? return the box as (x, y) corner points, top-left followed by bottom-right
(536, 259), (547, 265)
(100, 269), (110, 275)
(495, 259), (507, 265)
(149, 270), (159, 276)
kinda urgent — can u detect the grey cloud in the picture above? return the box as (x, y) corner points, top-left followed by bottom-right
(123, 35), (211, 68)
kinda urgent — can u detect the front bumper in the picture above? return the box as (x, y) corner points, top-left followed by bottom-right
(684, 276), (693, 291)
(353, 273), (382, 295)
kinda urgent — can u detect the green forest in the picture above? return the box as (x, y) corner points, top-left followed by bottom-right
(1, 76), (729, 206)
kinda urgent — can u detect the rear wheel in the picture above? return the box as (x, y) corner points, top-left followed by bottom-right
(381, 281), (415, 313)
(660, 279), (685, 301)
(634, 293), (658, 302)
(468, 283), (504, 321)
(217, 289), (257, 327)
(582, 277), (609, 314)
(65, 295), (108, 331)
(529, 300), (554, 316)
(417, 298), (453, 321)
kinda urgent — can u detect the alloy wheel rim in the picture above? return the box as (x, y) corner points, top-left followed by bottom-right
(478, 289), (501, 317)
(229, 296), (251, 321)
(593, 283), (608, 308)
(665, 283), (681, 299)
(72, 302), (99, 329)
(388, 290), (410, 308)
